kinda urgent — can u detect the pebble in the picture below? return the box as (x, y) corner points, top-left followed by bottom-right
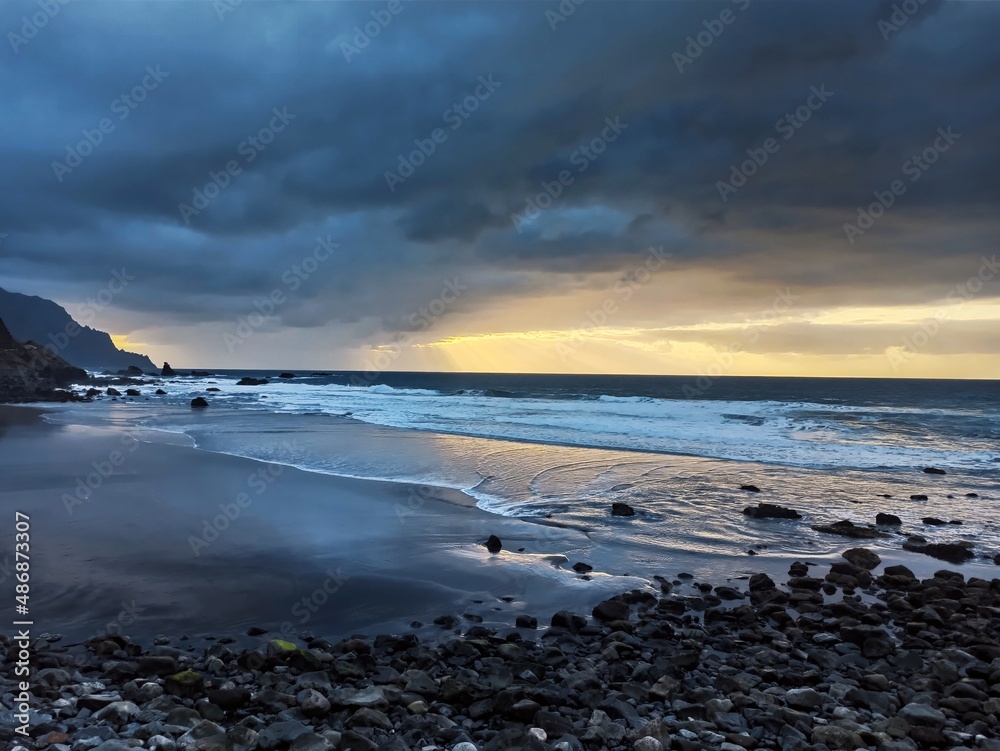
(6, 560), (999, 751)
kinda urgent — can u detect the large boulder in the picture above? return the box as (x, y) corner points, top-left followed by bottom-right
(161, 362), (176, 376)
(843, 547), (881, 570)
(812, 520), (888, 539)
(902, 541), (975, 563)
(237, 377), (269, 386)
(744, 503), (801, 519)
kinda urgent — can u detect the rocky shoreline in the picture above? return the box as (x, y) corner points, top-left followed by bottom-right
(6, 551), (1000, 751)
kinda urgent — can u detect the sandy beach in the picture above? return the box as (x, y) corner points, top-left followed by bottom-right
(4, 400), (998, 648)
(0, 406), (649, 644)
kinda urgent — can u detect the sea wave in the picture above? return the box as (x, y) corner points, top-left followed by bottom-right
(138, 375), (1000, 472)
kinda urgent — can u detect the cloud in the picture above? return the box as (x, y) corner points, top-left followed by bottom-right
(0, 0), (997, 370)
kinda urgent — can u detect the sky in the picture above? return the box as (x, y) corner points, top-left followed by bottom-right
(1, 0), (998, 377)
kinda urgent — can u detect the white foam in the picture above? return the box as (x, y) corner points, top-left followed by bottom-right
(143, 378), (999, 471)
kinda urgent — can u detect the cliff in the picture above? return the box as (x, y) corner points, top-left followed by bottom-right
(0, 286), (155, 372)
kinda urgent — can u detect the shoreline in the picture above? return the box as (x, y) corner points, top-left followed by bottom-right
(2, 404), (998, 645)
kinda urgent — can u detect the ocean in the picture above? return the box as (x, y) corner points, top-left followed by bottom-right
(57, 371), (1000, 581)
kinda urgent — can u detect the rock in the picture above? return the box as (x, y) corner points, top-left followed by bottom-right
(485, 534), (502, 554)
(843, 547), (881, 570)
(165, 670), (204, 698)
(206, 387), (221, 392)
(237, 377), (269, 386)
(812, 520), (888, 538)
(90, 742), (134, 751)
(155, 388), (166, 394)
(634, 738), (664, 751)
(572, 561), (593, 573)
(346, 707), (393, 731)
(297, 688), (331, 717)
(714, 586), (744, 600)
(289, 734), (334, 751)
(329, 686), (387, 709)
(206, 688), (250, 711)
(94, 701), (139, 725)
(161, 362), (176, 376)
(257, 720), (312, 750)
(899, 702), (946, 727)
(592, 598), (629, 621)
(811, 725), (865, 750)
(515, 614), (538, 629)
(923, 467), (947, 474)
(743, 503), (801, 519)
(125, 388), (141, 396)
(506, 698), (542, 723)
(107, 387), (121, 396)
(148, 736), (177, 751)
(191, 397), (208, 408)
(966, 492), (979, 498)
(279, 372), (296, 378)
(883, 564), (915, 579)
(902, 541), (975, 563)
(77, 693), (120, 711)
(176, 720), (226, 749)
(785, 688), (824, 710)
(551, 610), (587, 632)
(876, 512), (902, 525)
(922, 517), (947, 525)
(748, 572), (776, 591)
(612, 502), (635, 516)
(910, 494), (928, 501)
(740, 484), (761, 492)
(137, 655), (177, 677)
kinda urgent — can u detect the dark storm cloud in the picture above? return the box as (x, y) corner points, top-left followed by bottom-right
(1, 0), (998, 343)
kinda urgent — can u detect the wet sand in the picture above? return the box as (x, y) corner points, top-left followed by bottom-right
(0, 407), (646, 643)
(2, 404), (995, 647)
